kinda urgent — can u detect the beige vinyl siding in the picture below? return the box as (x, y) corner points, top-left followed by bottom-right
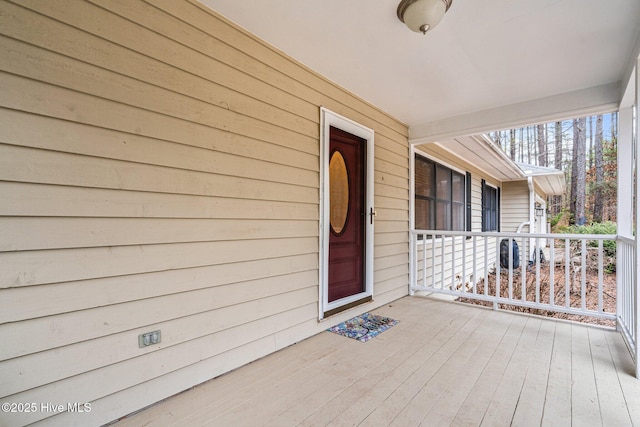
(502, 180), (531, 233)
(0, 1), (409, 426)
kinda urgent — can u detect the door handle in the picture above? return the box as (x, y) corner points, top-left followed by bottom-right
(369, 207), (377, 224)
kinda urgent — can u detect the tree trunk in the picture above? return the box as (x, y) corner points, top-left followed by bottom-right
(519, 128), (524, 162)
(593, 115), (604, 222)
(571, 118), (587, 225)
(537, 124), (547, 166)
(509, 129), (516, 161)
(570, 120), (578, 222)
(527, 126), (532, 163)
(553, 121), (563, 215)
(554, 122), (562, 170)
(588, 116), (594, 169)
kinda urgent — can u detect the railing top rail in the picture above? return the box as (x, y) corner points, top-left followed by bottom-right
(411, 229), (618, 240)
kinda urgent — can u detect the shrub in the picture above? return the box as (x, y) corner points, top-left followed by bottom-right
(549, 210), (566, 229)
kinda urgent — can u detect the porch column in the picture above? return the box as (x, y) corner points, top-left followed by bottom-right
(617, 109), (633, 238)
(636, 57), (640, 379)
(617, 58), (639, 379)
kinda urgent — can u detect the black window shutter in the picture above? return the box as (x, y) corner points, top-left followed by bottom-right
(481, 179), (486, 232)
(466, 172), (472, 232)
(497, 186), (501, 232)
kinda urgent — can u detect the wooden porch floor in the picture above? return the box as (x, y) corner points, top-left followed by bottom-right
(114, 296), (640, 426)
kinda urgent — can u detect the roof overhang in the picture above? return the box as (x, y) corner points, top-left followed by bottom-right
(515, 162), (566, 196)
(418, 135), (566, 196)
(419, 134), (524, 181)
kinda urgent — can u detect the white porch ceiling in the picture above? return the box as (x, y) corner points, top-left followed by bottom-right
(200, 0), (640, 141)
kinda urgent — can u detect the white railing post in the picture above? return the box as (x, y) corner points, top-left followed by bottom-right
(409, 232), (415, 295)
(565, 239), (570, 309)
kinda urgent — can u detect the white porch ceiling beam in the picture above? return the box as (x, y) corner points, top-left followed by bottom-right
(409, 82), (621, 144)
(619, 29), (640, 108)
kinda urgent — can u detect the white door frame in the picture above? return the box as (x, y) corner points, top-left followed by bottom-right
(319, 107), (375, 319)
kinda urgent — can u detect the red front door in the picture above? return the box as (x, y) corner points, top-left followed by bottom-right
(328, 126), (366, 302)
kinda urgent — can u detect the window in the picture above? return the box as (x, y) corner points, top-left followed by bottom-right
(481, 179), (500, 231)
(415, 155), (466, 231)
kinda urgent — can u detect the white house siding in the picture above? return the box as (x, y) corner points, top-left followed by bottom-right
(0, 1), (409, 426)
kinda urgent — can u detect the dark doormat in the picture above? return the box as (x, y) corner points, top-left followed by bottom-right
(327, 312), (398, 342)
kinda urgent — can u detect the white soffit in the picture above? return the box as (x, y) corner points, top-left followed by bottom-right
(200, 0), (640, 134)
(426, 135), (523, 181)
(422, 136), (566, 196)
(516, 162), (566, 196)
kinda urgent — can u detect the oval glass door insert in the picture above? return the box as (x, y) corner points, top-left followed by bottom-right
(329, 151), (349, 234)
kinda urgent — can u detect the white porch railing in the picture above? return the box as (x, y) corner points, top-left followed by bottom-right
(618, 235), (637, 365)
(410, 230), (622, 319)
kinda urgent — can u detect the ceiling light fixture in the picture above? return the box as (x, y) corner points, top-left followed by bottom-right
(397, 0), (453, 34)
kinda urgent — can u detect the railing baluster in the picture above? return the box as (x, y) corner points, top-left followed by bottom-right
(440, 235), (445, 290)
(431, 234), (435, 289)
(535, 237), (541, 304)
(463, 236), (467, 293)
(521, 235), (527, 303)
(598, 240), (603, 313)
(451, 236), (456, 291)
(472, 235), (477, 294)
(484, 236), (488, 296)
(413, 234), (417, 289)
(508, 237), (513, 301)
(549, 239), (555, 306)
(495, 236), (500, 310)
(416, 234), (427, 286)
(565, 239), (570, 309)
(581, 239), (587, 311)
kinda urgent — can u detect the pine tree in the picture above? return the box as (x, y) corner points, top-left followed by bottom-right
(509, 129), (516, 161)
(571, 118), (587, 225)
(593, 115), (604, 222)
(537, 124), (547, 166)
(553, 121), (563, 214)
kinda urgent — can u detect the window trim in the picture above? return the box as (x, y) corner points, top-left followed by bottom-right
(413, 149), (468, 237)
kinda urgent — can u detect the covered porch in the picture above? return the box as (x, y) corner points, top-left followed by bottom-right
(2, 1), (640, 426)
(115, 296), (640, 426)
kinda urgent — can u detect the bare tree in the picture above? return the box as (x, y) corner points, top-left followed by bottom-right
(571, 118), (587, 225)
(554, 122), (562, 169)
(552, 121), (563, 214)
(527, 126), (532, 163)
(509, 128), (516, 161)
(588, 116), (594, 169)
(493, 131), (501, 147)
(593, 115), (604, 222)
(537, 124), (547, 166)
(519, 128), (524, 162)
